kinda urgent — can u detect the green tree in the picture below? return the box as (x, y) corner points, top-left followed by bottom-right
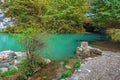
(15, 26), (48, 79)
(5, 0), (45, 32)
(42, 0), (90, 33)
(91, 0), (120, 41)
(91, 0), (120, 28)
(4, 0), (90, 33)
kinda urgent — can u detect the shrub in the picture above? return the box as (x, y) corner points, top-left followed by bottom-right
(61, 70), (71, 79)
(0, 69), (18, 77)
(74, 62), (81, 69)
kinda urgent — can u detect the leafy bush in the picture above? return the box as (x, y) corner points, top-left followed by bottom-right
(5, 0), (90, 33)
(61, 70), (71, 79)
(91, 0), (120, 28)
(42, 0), (90, 33)
(111, 29), (120, 41)
(0, 69), (18, 77)
(74, 62), (81, 69)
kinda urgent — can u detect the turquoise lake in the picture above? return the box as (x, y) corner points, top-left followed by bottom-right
(0, 33), (109, 60)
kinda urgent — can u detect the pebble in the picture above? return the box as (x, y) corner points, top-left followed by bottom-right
(65, 65), (72, 69)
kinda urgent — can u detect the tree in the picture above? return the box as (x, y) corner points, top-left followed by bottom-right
(42, 0), (90, 33)
(91, 0), (120, 28)
(14, 24), (47, 79)
(91, 0), (120, 41)
(5, 0), (45, 32)
(4, 0), (90, 33)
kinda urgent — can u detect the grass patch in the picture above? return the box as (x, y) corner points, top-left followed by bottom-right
(0, 69), (18, 77)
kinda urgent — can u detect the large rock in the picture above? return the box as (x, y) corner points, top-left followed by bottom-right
(76, 42), (102, 58)
(0, 68), (8, 72)
(69, 51), (120, 80)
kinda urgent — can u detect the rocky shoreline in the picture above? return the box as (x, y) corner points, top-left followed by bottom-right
(0, 50), (26, 72)
(67, 42), (120, 80)
(69, 51), (120, 80)
(0, 50), (51, 73)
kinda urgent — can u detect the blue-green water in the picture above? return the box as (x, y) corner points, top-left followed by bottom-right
(0, 33), (24, 51)
(0, 33), (107, 60)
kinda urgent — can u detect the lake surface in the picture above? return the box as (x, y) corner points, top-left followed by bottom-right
(1, 33), (119, 60)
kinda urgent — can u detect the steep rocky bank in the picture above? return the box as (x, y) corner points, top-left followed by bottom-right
(69, 51), (120, 80)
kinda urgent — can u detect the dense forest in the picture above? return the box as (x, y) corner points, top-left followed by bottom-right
(1, 0), (120, 41)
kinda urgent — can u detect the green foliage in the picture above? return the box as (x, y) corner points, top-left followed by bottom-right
(74, 59), (81, 68)
(5, 0), (45, 32)
(111, 29), (120, 41)
(0, 69), (18, 77)
(61, 70), (71, 79)
(91, 0), (120, 28)
(5, 0), (90, 33)
(42, 0), (90, 33)
(18, 56), (46, 79)
(74, 62), (81, 69)
(11, 17), (47, 80)
(17, 75), (27, 80)
(19, 59), (32, 77)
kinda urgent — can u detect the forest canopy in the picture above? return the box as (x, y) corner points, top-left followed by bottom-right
(3, 0), (90, 33)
